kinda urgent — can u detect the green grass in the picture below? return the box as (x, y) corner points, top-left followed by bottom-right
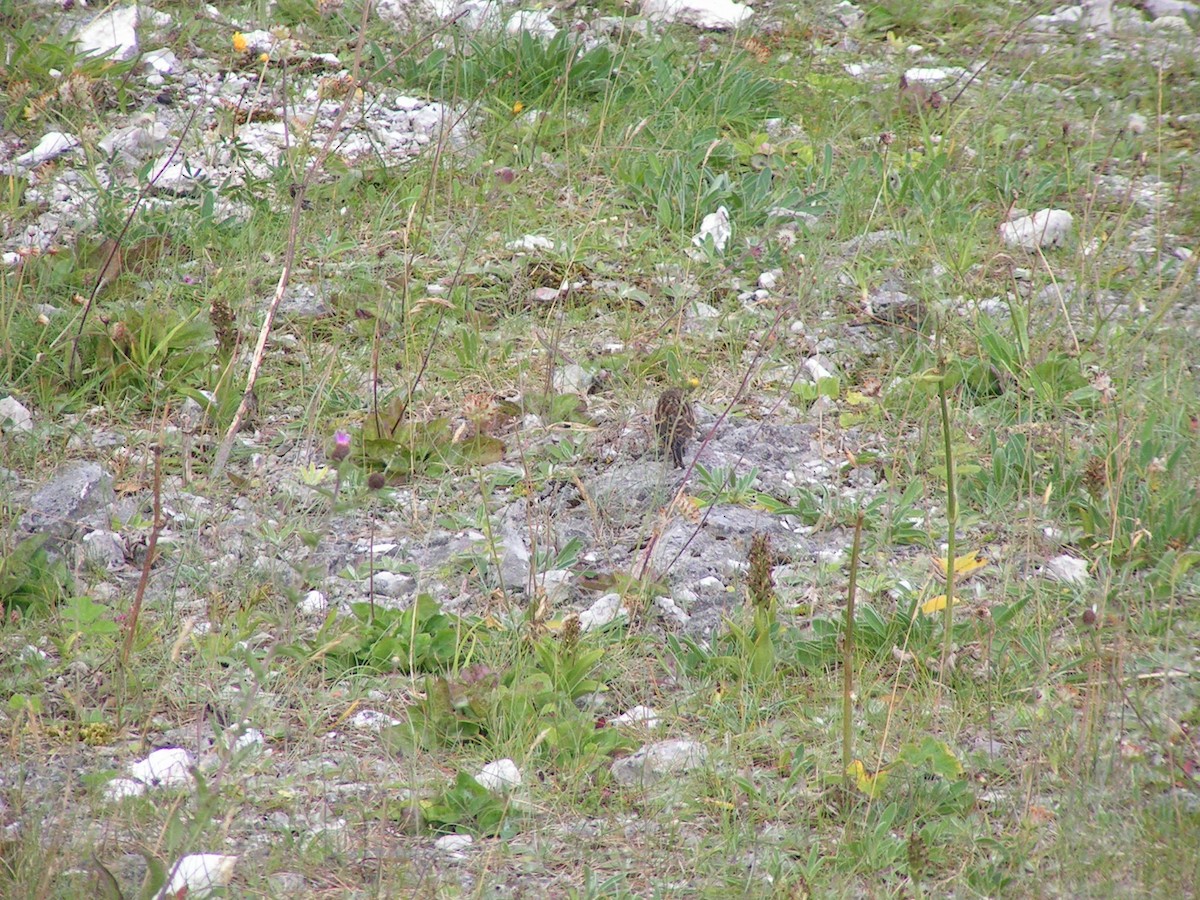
(1, 0), (1199, 896)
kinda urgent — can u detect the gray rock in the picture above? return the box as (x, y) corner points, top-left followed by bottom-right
(642, 0), (753, 30)
(534, 568), (573, 605)
(552, 363), (594, 395)
(81, 530), (126, 570)
(833, 0), (864, 28)
(0, 396), (33, 432)
(150, 155), (209, 196)
(653, 594), (690, 627)
(75, 4), (140, 63)
(141, 48), (181, 75)
(20, 462), (114, 547)
(999, 209), (1073, 250)
(435, 833), (474, 853)
(267, 873), (307, 894)
(578, 592), (625, 632)
(1081, 0), (1113, 32)
(1148, 14), (1194, 33)
(611, 739), (708, 786)
(507, 9), (557, 39)
(645, 521), (701, 575)
(1143, 0), (1198, 18)
(98, 119), (170, 162)
(588, 463), (661, 521)
(3, 132), (78, 173)
(278, 283), (332, 317)
(498, 520), (531, 591)
(371, 571), (411, 597)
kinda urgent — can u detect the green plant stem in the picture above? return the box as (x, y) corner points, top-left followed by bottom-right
(368, 509), (376, 625)
(937, 364), (958, 677)
(843, 512), (864, 780)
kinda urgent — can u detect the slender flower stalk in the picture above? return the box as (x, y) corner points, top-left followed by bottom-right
(330, 430), (351, 510)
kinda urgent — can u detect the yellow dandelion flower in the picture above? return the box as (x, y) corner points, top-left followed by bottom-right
(232, 32), (248, 53)
(512, 101), (524, 115)
(259, 52), (270, 63)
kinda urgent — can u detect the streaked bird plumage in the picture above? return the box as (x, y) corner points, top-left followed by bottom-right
(654, 387), (696, 468)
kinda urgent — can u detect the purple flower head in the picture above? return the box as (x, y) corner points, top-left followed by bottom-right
(331, 430), (351, 462)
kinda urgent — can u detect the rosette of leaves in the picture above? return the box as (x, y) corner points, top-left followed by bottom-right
(320, 594), (476, 676)
(1, 534), (73, 614)
(362, 396), (505, 480)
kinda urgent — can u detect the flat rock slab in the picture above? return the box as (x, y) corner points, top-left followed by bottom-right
(19, 462), (114, 547)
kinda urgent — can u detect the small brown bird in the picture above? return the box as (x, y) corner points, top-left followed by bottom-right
(898, 74), (943, 117)
(654, 387), (696, 468)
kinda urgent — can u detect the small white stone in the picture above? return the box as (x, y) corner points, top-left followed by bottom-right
(142, 49), (181, 74)
(349, 709), (401, 730)
(82, 530), (126, 569)
(99, 121), (170, 159)
(299, 590), (327, 615)
(152, 156), (209, 195)
(534, 569), (573, 604)
(75, 4), (140, 62)
(6, 132), (79, 171)
(904, 67), (948, 83)
(691, 206), (731, 252)
(816, 548), (846, 566)
(506, 234), (556, 252)
(803, 356), (835, 382)
(127, 748), (194, 788)
(653, 595), (690, 627)
(1034, 5), (1082, 25)
(641, 0), (753, 30)
(1045, 555), (1089, 585)
(999, 209), (1073, 250)
(435, 834), (474, 853)
(371, 571), (409, 597)
(103, 777), (146, 801)
(163, 854), (238, 899)
(757, 270), (779, 291)
(507, 9), (558, 39)
(579, 592), (625, 632)
(1149, 14), (1193, 32)
(1143, 0), (1199, 16)
(238, 30), (277, 53)
(611, 705), (661, 728)
(552, 364), (593, 395)
(611, 739), (708, 786)
(231, 727), (264, 753)
(530, 286), (561, 303)
(476, 758), (522, 793)
(0, 397), (33, 432)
